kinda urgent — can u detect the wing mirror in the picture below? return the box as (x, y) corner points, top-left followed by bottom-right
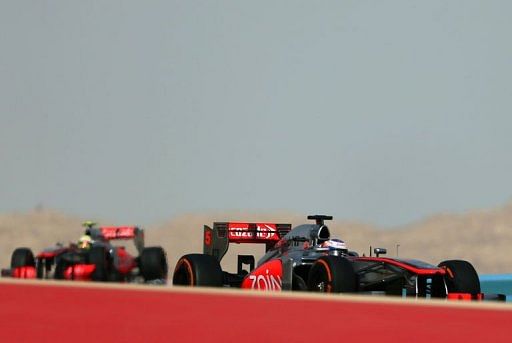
(374, 248), (387, 257)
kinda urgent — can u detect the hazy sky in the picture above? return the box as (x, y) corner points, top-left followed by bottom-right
(1, 1), (511, 227)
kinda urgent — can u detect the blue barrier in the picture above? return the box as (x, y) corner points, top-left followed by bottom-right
(480, 274), (512, 301)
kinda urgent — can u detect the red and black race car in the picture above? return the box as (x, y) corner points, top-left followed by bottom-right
(173, 215), (500, 300)
(2, 224), (168, 283)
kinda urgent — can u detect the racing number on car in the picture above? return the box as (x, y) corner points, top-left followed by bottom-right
(205, 230), (212, 246)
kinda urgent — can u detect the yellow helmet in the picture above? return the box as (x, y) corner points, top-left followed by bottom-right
(78, 235), (92, 249)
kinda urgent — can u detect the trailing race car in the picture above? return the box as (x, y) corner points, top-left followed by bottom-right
(173, 215), (494, 300)
(2, 223), (168, 283)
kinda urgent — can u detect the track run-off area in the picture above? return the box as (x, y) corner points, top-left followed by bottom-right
(0, 279), (511, 342)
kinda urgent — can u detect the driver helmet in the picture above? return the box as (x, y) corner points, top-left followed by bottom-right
(78, 235), (92, 249)
(321, 239), (348, 256)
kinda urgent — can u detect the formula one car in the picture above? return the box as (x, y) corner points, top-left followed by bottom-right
(2, 223), (168, 283)
(173, 215), (495, 300)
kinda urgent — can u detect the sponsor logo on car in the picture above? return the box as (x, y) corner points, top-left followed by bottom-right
(228, 223), (277, 240)
(100, 226), (137, 239)
(241, 259), (283, 291)
(248, 271), (282, 291)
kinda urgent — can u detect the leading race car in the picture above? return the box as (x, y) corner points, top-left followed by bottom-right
(2, 223), (168, 284)
(173, 215), (498, 300)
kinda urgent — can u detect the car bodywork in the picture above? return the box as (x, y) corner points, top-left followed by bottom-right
(176, 215), (497, 300)
(3, 225), (167, 283)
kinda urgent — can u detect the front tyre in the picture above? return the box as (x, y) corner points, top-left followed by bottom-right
(307, 256), (357, 293)
(439, 260), (480, 295)
(11, 248), (35, 268)
(54, 257), (68, 280)
(89, 246), (108, 281)
(172, 254), (223, 287)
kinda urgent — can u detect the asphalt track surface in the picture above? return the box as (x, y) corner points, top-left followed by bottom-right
(0, 279), (511, 342)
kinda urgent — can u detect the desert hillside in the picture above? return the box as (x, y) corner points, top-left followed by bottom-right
(1, 204), (512, 275)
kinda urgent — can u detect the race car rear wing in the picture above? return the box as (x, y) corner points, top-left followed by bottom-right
(203, 222), (292, 262)
(89, 226), (145, 253)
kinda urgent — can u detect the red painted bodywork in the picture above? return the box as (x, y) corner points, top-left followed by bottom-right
(11, 267), (36, 279)
(241, 259), (283, 291)
(447, 293), (484, 301)
(100, 226), (138, 239)
(116, 247), (136, 274)
(36, 248), (70, 259)
(63, 264), (96, 281)
(227, 223), (279, 244)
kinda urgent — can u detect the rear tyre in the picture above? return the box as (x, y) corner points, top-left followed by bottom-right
(307, 256), (357, 293)
(438, 260), (480, 295)
(89, 246), (108, 281)
(11, 248), (35, 268)
(140, 247), (168, 281)
(172, 254), (223, 287)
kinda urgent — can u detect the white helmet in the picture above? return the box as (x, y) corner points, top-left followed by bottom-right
(321, 239), (348, 256)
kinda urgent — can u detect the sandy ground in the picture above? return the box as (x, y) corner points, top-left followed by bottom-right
(1, 203), (512, 275)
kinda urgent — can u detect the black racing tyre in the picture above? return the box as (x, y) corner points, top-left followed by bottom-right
(438, 260), (481, 295)
(172, 254), (223, 287)
(107, 269), (124, 282)
(11, 248), (35, 268)
(140, 247), (168, 281)
(307, 256), (357, 293)
(292, 273), (308, 291)
(36, 259), (45, 279)
(89, 246), (108, 281)
(54, 257), (68, 280)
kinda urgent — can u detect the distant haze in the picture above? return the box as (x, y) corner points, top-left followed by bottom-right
(1, 1), (512, 227)
(2, 203), (512, 274)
